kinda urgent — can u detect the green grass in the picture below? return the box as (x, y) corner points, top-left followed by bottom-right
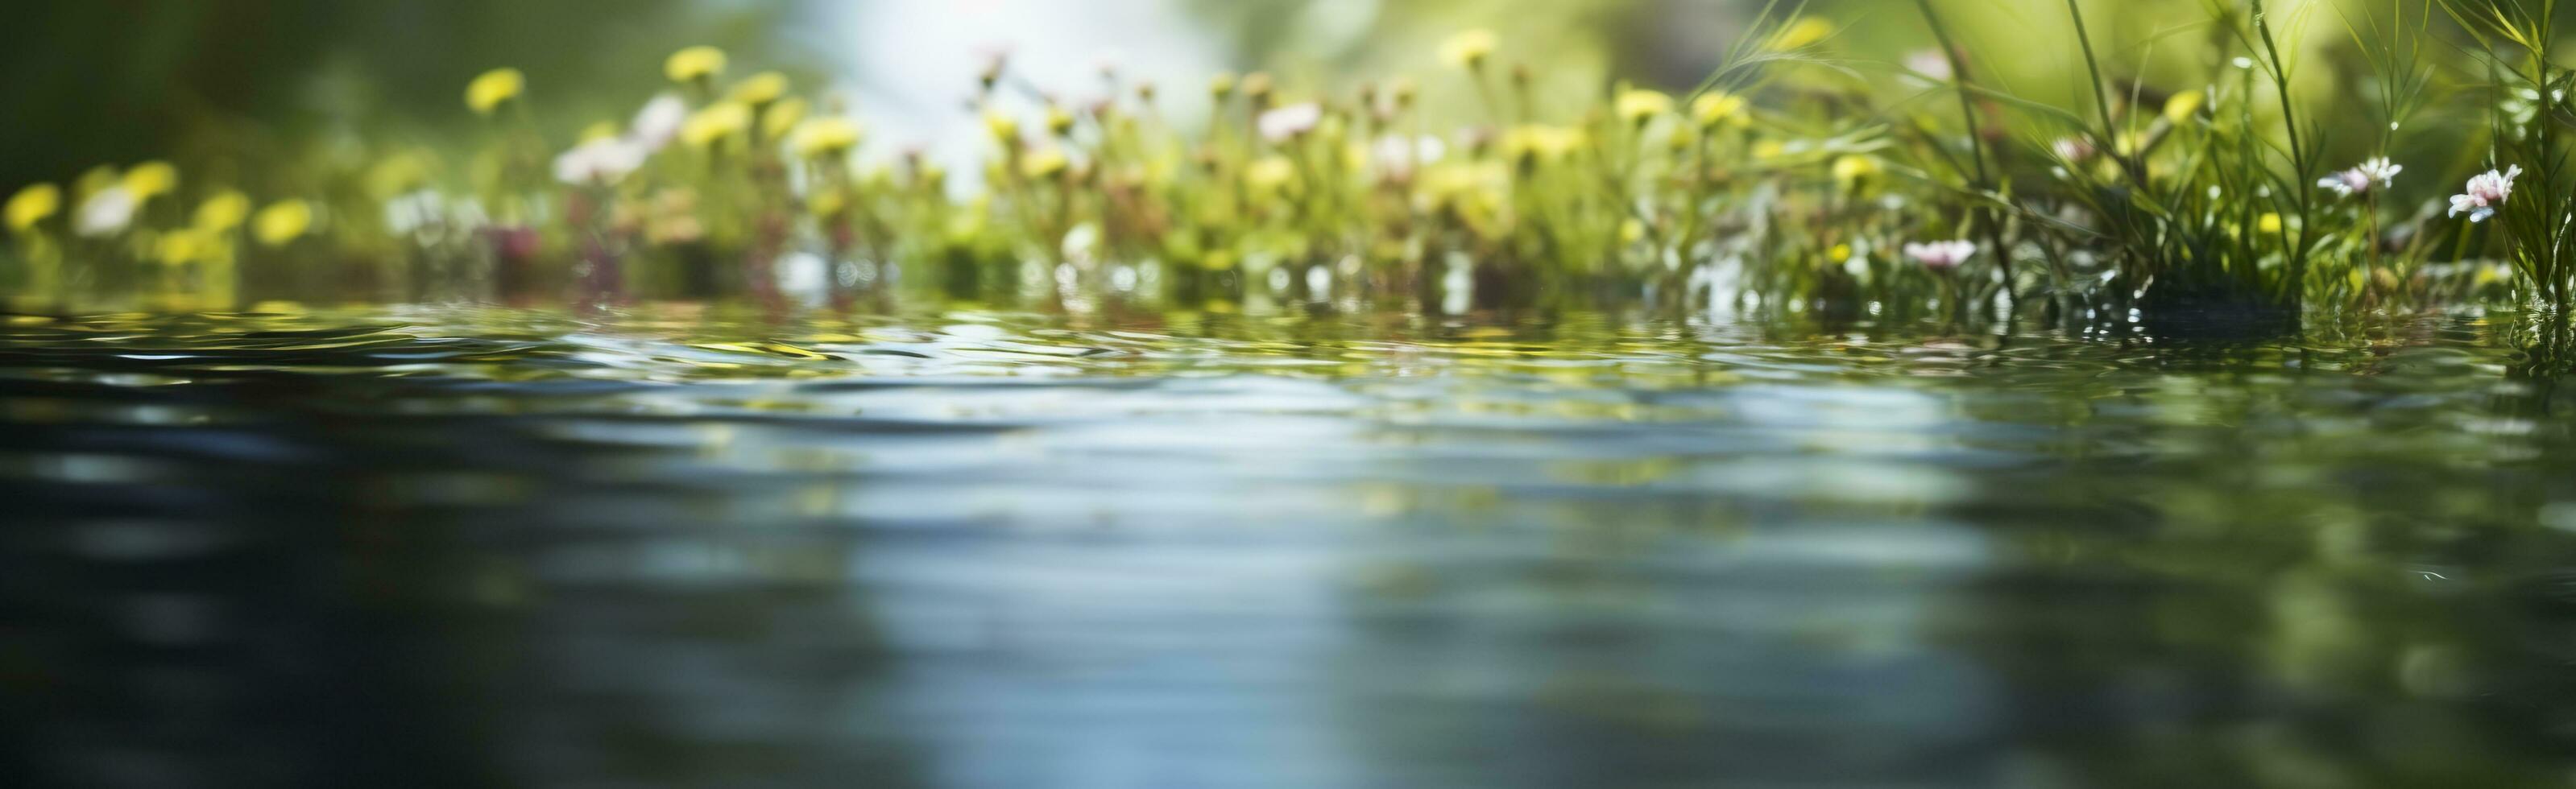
(0, 1), (2559, 326)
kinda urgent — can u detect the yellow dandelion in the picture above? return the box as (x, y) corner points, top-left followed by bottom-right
(365, 153), (429, 200)
(193, 190), (251, 233)
(761, 97), (809, 140)
(466, 68), (525, 115)
(984, 110), (1021, 143)
(665, 46), (728, 84)
(252, 200), (314, 247)
(1020, 147), (1070, 179)
(807, 188), (847, 218)
(155, 229), (210, 266)
(2163, 90), (2204, 124)
(1768, 17), (1834, 52)
(1245, 155), (1296, 192)
(1615, 89), (1674, 125)
(730, 71), (789, 105)
(122, 161), (178, 201)
(1692, 91), (1749, 129)
(2112, 129), (2147, 156)
(1829, 242), (1854, 262)
(2257, 213), (2283, 233)
(1830, 155), (1880, 185)
(1439, 29), (1498, 71)
(6, 183), (60, 233)
(75, 166), (119, 200)
(679, 102), (753, 148)
(789, 117), (863, 159)
(1501, 125), (1584, 164)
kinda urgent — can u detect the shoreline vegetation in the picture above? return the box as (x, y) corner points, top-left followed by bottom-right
(3, 1), (2574, 337)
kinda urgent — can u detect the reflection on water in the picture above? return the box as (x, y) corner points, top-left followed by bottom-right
(6, 304), (2576, 787)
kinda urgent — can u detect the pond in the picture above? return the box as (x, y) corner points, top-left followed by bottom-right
(7, 304), (2576, 787)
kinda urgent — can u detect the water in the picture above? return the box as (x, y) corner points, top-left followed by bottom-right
(8, 304), (2576, 788)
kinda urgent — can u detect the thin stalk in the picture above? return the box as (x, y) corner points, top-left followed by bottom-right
(1916, 0), (2023, 304)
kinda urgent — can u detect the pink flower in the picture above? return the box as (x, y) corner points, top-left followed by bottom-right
(2448, 164), (2520, 223)
(2317, 157), (2401, 198)
(1903, 239), (1977, 270)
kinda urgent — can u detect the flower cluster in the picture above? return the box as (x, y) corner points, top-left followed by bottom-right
(0, 12), (2564, 316)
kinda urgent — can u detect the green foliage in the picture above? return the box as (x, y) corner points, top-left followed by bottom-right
(1, 2), (2570, 324)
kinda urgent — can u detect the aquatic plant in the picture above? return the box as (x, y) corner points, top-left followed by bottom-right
(0, 1), (2566, 324)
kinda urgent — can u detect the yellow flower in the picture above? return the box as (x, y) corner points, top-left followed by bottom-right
(1501, 125), (1584, 164)
(2257, 213), (2283, 233)
(1021, 147), (1070, 179)
(679, 102), (753, 148)
(6, 183), (60, 233)
(252, 200), (314, 247)
(1439, 29), (1498, 70)
(1615, 89), (1674, 125)
(365, 152), (429, 200)
(155, 229), (210, 266)
(193, 190), (251, 232)
(984, 110), (1021, 143)
(789, 117), (863, 159)
(1618, 218), (1646, 244)
(1768, 17), (1834, 51)
(761, 97), (809, 140)
(1692, 91), (1749, 129)
(665, 46), (728, 83)
(1829, 242), (1853, 262)
(1830, 155), (1880, 185)
(730, 71), (789, 105)
(75, 166), (120, 200)
(2112, 129), (2147, 156)
(2163, 90), (2204, 124)
(122, 161), (178, 201)
(1245, 155), (1296, 192)
(466, 68), (525, 115)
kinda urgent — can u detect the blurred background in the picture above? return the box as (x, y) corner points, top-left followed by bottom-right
(16, 0), (2517, 198)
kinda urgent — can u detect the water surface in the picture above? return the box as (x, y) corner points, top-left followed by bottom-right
(7, 304), (2576, 788)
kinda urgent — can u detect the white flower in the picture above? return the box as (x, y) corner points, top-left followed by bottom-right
(74, 185), (136, 238)
(2448, 164), (2521, 223)
(553, 137), (648, 186)
(1257, 102), (1323, 143)
(629, 94), (689, 152)
(1903, 239), (1977, 270)
(1904, 49), (1953, 81)
(2318, 157), (2402, 198)
(2051, 136), (2094, 163)
(383, 189), (444, 236)
(1369, 134), (1445, 177)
